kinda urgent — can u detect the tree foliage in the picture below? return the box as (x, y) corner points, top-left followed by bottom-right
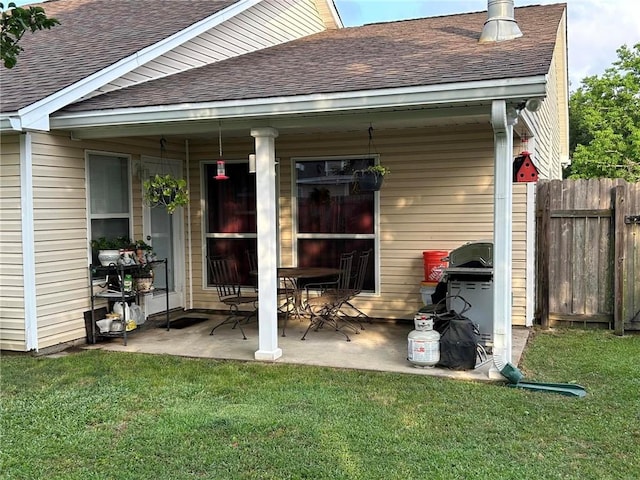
(1, 2), (59, 69)
(568, 43), (640, 182)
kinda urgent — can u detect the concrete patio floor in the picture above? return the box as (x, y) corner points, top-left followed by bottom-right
(84, 311), (530, 382)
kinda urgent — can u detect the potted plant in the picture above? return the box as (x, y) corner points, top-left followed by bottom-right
(90, 236), (138, 266)
(91, 237), (122, 266)
(133, 262), (155, 292)
(132, 239), (153, 264)
(143, 174), (189, 214)
(353, 164), (390, 192)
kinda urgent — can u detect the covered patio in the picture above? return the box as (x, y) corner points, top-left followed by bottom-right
(83, 312), (530, 381)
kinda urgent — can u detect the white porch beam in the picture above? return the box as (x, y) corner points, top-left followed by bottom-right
(63, 105), (490, 140)
(489, 100), (516, 378)
(251, 127), (282, 361)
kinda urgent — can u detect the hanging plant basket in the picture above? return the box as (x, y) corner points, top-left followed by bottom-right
(143, 174), (189, 214)
(353, 165), (390, 192)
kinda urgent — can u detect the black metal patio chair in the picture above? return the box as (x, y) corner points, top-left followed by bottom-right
(245, 249), (296, 337)
(302, 250), (356, 341)
(338, 248), (373, 328)
(208, 256), (258, 340)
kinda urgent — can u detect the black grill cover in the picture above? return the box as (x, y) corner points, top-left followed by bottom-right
(434, 311), (480, 370)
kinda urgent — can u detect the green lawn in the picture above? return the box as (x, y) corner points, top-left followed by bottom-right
(1, 329), (638, 479)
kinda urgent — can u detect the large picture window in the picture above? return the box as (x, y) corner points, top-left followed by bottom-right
(204, 161), (256, 286)
(295, 156), (377, 291)
(87, 153), (131, 258)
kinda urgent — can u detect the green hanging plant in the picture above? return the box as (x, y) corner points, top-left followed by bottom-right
(143, 174), (189, 214)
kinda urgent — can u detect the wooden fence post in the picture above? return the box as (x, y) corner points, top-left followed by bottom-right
(613, 185), (625, 336)
(539, 182), (550, 329)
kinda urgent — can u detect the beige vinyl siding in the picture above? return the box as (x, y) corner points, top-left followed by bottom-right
(311, 0), (340, 29)
(22, 132), (184, 351)
(187, 124), (530, 325)
(520, 10), (568, 180)
(512, 183), (529, 325)
(0, 134), (26, 350)
(92, 0), (327, 98)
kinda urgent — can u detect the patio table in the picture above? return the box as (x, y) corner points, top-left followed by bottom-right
(276, 267), (341, 335)
(248, 267), (341, 334)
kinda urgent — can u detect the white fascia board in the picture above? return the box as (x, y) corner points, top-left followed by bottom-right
(326, 0), (344, 28)
(9, 0), (261, 132)
(52, 76), (548, 131)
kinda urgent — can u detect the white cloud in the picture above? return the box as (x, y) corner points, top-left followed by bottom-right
(566, 0), (640, 87)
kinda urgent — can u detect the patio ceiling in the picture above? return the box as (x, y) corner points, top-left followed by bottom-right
(51, 69), (546, 140)
(59, 102), (492, 140)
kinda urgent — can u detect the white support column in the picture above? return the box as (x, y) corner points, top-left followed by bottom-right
(20, 132), (38, 351)
(251, 127), (282, 361)
(525, 182), (536, 327)
(489, 100), (516, 379)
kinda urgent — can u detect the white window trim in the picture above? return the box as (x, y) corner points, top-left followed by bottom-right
(290, 154), (381, 294)
(85, 150), (133, 263)
(200, 159), (254, 290)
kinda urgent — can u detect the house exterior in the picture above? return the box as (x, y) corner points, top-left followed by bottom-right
(0, 0), (568, 372)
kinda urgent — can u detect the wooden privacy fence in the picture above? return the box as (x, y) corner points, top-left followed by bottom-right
(536, 179), (640, 334)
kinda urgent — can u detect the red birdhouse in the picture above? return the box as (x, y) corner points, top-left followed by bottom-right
(513, 151), (539, 182)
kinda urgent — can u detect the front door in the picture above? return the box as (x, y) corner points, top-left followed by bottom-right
(141, 156), (185, 315)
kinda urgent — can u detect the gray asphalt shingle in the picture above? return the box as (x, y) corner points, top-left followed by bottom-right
(0, 2), (566, 115)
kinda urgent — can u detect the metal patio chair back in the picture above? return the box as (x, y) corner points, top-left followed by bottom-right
(339, 249), (373, 327)
(302, 250), (356, 342)
(207, 256), (258, 339)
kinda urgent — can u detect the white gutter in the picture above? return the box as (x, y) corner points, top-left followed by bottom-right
(6, 0), (262, 132)
(20, 132), (38, 351)
(489, 99), (515, 379)
(51, 76), (548, 132)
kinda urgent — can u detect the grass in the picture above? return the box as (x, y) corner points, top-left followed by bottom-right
(1, 329), (638, 479)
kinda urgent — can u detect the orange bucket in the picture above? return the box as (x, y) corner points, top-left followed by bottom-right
(422, 251), (448, 283)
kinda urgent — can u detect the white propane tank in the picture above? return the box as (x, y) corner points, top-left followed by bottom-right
(408, 314), (440, 367)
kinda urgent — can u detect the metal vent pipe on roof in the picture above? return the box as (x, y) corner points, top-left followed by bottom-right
(479, 0), (523, 43)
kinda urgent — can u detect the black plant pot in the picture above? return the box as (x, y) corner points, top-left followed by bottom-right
(357, 171), (384, 191)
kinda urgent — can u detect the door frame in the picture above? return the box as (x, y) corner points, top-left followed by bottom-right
(140, 155), (186, 315)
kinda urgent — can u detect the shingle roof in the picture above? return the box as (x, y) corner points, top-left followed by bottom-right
(0, 0), (239, 112)
(1, 2), (566, 115)
(62, 4), (566, 113)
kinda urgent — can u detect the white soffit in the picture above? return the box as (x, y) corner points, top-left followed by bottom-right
(52, 76), (548, 136)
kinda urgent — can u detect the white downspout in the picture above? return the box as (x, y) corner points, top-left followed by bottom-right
(251, 127), (282, 361)
(489, 100), (515, 379)
(20, 132), (38, 351)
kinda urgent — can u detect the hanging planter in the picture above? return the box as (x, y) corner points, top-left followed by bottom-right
(353, 165), (390, 192)
(143, 174), (189, 214)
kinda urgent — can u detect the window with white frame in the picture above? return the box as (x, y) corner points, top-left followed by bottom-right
(203, 161), (256, 286)
(87, 153), (131, 252)
(294, 156), (377, 292)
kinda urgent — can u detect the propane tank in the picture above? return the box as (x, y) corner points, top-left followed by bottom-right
(407, 314), (440, 367)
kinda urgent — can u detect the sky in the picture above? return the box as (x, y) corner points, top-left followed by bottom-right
(10, 0), (640, 89)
